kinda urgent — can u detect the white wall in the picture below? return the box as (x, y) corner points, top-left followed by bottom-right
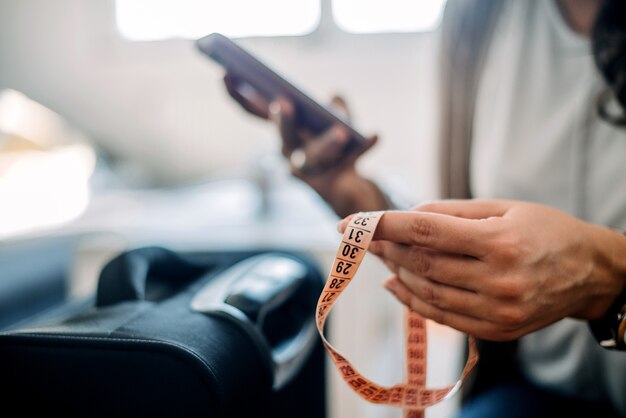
(0, 0), (441, 200)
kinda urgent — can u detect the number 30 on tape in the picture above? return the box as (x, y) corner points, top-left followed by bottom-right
(315, 211), (478, 418)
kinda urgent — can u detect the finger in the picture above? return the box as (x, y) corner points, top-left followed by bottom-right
(327, 94), (376, 164)
(223, 74), (269, 119)
(372, 211), (496, 258)
(337, 214), (355, 233)
(304, 125), (350, 167)
(395, 267), (484, 319)
(309, 132), (376, 172)
(268, 98), (301, 155)
(355, 134), (378, 158)
(413, 199), (513, 220)
(369, 240), (485, 291)
(384, 277), (497, 338)
(342, 134), (378, 165)
(329, 95), (351, 121)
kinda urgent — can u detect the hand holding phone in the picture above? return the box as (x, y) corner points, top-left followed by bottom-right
(197, 33), (377, 175)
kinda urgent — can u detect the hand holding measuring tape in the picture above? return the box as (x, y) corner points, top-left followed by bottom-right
(317, 211), (478, 418)
(322, 201), (626, 415)
(362, 201), (626, 341)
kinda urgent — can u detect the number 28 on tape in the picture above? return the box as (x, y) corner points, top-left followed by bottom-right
(315, 211), (478, 418)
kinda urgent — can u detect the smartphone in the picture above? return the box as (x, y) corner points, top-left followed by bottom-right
(196, 33), (368, 154)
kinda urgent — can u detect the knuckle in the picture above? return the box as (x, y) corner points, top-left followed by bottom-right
(496, 306), (526, 328)
(409, 248), (433, 276)
(490, 232), (526, 263)
(408, 217), (436, 245)
(417, 280), (438, 306)
(428, 306), (446, 325)
(408, 296), (422, 314)
(491, 278), (523, 300)
(496, 243), (522, 263)
(368, 241), (383, 255)
(407, 293), (446, 325)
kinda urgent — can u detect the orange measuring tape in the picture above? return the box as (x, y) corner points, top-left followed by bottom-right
(316, 211), (479, 418)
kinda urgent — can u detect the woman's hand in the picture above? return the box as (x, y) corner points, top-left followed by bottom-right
(224, 73), (387, 216)
(225, 73), (376, 169)
(339, 200), (626, 341)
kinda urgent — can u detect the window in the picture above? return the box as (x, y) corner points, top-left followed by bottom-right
(115, 0), (446, 41)
(332, 0), (447, 34)
(115, 0), (447, 41)
(115, 0), (321, 41)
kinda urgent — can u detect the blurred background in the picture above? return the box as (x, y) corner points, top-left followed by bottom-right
(0, 1), (464, 417)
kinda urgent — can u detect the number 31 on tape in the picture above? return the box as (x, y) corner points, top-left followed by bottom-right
(315, 211), (478, 418)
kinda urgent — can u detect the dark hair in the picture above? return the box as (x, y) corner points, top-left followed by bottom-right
(592, 0), (626, 126)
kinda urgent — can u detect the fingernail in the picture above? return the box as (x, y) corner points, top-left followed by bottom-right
(384, 280), (399, 295)
(337, 215), (353, 233)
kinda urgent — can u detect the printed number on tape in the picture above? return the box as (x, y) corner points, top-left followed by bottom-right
(315, 211), (478, 418)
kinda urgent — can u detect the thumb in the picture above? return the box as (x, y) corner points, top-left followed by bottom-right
(354, 134), (378, 158)
(329, 95), (351, 122)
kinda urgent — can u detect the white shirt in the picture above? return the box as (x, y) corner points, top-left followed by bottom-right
(471, 0), (626, 413)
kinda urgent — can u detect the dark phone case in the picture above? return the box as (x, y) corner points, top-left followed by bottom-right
(197, 33), (367, 155)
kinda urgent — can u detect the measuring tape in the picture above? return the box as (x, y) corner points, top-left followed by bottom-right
(316, 211), (479, 418)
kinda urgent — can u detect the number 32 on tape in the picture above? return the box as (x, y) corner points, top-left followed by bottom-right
(315, 211), (478, 418)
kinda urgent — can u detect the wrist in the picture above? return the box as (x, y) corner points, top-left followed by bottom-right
(588, 226), (626, 349)
(589, 292), (626, 349)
